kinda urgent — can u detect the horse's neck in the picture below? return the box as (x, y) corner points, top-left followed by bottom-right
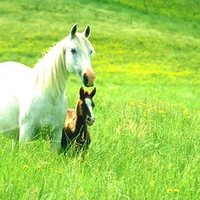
(33, 40), (68, 98)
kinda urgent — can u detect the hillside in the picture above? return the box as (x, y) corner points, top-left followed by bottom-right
(0, 0), (199, 108)
(103, 0), (200, 22)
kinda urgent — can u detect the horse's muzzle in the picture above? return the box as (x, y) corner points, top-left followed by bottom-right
(83, 71), (95, 87)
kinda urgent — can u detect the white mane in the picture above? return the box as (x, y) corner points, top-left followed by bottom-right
(33, 38), (68, 98)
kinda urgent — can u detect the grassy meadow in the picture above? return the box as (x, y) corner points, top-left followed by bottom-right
(0, 0), (200, 199)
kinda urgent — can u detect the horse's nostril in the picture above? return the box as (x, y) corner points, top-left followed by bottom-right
(88, 117), (95, 122)
(83, 73), (88, 86)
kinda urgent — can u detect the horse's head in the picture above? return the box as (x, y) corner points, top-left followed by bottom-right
(77, 87), (96, 126)
(65, 24), (95, 87)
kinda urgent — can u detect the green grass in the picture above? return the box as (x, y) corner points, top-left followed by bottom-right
(0, 0), (200, 199)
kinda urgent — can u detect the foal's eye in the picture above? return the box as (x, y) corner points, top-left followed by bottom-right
(90, 50), (93, 55)
(71, 48), (77, 54)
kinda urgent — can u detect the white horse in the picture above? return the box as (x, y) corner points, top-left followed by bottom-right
(0, 24), (95, 151)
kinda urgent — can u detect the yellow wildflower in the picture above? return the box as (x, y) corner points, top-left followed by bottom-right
(56, 170), (64, 174)
(158, 110), (165, 114)
(77, 189), (84, 197)
(129, 101), (134, 107)
(167, 188), (172, 193)
(36, 165), (42, 169)
(174, 188), (179, 193)
(167, 164), (173, 169)
(23, 165), (28, 169)
(183, 110), (190, 118)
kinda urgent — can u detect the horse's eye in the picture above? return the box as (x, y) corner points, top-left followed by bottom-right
(71, 48), (77, 54)
(90, 50), (93, 55)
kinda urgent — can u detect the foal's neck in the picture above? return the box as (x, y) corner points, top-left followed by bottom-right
(75, 104), (87, 134)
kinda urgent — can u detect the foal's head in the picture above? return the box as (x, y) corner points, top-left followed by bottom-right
(76, 87), (96, 126)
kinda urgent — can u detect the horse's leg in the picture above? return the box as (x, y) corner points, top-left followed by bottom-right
(79, 130), (91, 158)
(19, 125), (32, 145)
(11, 139), (20, 151)
(61, 129), (67, 150)
(50, 128), (63, 154)
(11, 139), (15, 150)
(11, 139), (18, 150)
(74, 129), (91, 154)
(11, 131), (20, 150)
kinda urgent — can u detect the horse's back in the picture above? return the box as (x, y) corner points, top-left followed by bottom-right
(66, 109), (76, 120)
(0, 61), (31, 92)
(0, 61), (31, 79)
(0, 61), (31, 138)
(63, 109), (76, 130)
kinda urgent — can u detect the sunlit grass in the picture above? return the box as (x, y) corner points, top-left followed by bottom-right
(0, 98), (200, 199)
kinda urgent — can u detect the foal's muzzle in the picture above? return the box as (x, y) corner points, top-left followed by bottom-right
(86, 116), (95, 126)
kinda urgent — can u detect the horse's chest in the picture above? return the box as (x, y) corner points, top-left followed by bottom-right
(20, 95), (66, 131)
(36, 98), (65, 119)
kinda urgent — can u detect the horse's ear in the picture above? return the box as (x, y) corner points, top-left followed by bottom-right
(84, 25), (91, 38)
(70, 23), (78, 39)
(79, 86), (85, 99)
(90, 87), (96, 98)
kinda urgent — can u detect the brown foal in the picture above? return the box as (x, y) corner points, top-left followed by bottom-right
(61, 87), (96, 153)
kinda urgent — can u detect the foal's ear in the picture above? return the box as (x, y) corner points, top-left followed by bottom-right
(84, 25), (91, 38)
(79, 86), (85, 99)
(90, 87), (96, 98)
(70, 23), (78, 39)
